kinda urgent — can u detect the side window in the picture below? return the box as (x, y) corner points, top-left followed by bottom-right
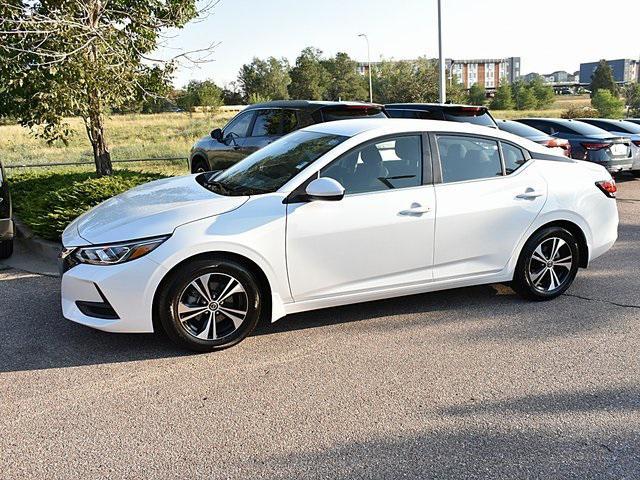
(251, 109), (281, 137)
(321, 135), (423, 195)
(502, 142), (527, 174)
(224, 111), (254, 139)
(437, 135), (502, 183)
(281, 109), (299, 134)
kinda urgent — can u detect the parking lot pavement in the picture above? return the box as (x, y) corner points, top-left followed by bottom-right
(1, 179), (639, 480)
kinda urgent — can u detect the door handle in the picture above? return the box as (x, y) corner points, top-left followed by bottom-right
(516, 188), (543, 200)
(399, 203), (431, 216)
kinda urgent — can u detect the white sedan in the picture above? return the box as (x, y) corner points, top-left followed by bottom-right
(60, 119), (619, 351)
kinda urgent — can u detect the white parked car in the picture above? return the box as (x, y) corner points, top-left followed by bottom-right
(60, 119), (619, 351)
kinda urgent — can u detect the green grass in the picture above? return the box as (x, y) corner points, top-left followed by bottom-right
(0, 111), (234, 167)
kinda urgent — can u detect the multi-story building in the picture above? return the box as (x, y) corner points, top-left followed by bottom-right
(579, 59), (639, 85)
(356, 57), (521, 90)
(447, 57), (521, 90)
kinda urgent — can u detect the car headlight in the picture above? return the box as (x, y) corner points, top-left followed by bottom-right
(72, 236), (170, 266)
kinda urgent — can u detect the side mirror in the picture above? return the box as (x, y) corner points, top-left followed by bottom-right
(305, 177), (345, 201)
(211, 128), (223, 142)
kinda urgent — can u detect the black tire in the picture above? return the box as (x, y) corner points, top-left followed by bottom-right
(512, 226), (580, 301)
(191, 157), (209, 174)
(632, 171), (640, 178)
(157, 258), (262, 352)
(0, 239), (13, 259)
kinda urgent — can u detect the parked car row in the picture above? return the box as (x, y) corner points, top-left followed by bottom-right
(191, 100), (640, 177)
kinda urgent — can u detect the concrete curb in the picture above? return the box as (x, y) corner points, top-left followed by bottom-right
(14, 218), (62, 259)
(3, 218), (61, 277)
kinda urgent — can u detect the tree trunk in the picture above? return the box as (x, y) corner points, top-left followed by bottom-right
(85, 93), (112, 176)
(84, 0), (112, 177)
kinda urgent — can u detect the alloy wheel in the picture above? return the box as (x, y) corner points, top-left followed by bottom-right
(177, 273), (248, 340)
(527, 237), (573, 293)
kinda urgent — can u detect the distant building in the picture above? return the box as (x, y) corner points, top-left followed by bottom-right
(579, 59), (639, 85)
(447, 57), (521, 90)
(521, 70), (576, 84)
(356, 57), (521, 90)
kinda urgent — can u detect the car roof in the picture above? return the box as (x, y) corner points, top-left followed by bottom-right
(304, 117), (509, 138)
(385, 103), (489, 110)
(246, 100), (383, 111)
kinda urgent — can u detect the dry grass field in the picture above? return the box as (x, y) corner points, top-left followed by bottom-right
(0, 111), (235, 168)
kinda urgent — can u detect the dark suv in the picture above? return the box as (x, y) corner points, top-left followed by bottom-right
(189, 101), (388, 173)
(0, 159), (14, 259)
(385, 103), (498, 128)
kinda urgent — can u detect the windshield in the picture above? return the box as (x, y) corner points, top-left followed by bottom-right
(498, 120), (548, 138)
(203, 130), (347, 196)
(563, 121), (610, 136)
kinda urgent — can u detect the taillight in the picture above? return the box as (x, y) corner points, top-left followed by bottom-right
(581, 142), (610, 150)
(546, 138), (571, 157)
(633, 140), (640, 147)
(595, 180), (617, 198)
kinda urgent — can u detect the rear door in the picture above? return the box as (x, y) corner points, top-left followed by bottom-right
(433, 134), (546, 280)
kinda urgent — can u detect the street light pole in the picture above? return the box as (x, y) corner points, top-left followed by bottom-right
(437, 0), (446, 103)
(358, 33), (373, 103)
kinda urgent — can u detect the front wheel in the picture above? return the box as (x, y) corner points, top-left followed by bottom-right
(191, 158), (209, 174)
(512, 227), (579, 301)
(157, 259), (263, 352)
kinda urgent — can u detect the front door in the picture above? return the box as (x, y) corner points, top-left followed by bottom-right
(286, 134), (436, 301)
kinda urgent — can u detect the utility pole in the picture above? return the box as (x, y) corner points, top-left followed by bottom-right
(437, 0), (446, 103)
(358, 33), (373, 103)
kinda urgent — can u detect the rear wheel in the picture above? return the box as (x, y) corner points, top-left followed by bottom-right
(0, 239), (13, 259)
(632, 171), (640, 178)
(157, 258), (262, 352)
(512, 227), (579, 301)
(191, 157), (209, 174)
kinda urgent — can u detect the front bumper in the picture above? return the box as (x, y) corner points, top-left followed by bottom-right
(0, 218), (13, 241)
(61, 256), (168, 333)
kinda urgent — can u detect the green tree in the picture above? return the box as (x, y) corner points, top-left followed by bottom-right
(589, 60), (618, 98)
(0, 0), (205, 176)
(323, 52), (368, 101)
(591, 89), (624, 118)
(512, 81), (537, 110)
(176, 80), (223, 112)
(467, 84), (486, 105)
(528, 77), (555, 109)
(489, 81), (515, 110)
(624, 83), (640, 117)
(238, 57), (291, 102)
(373, 57), (456, 104)
(288, 47), (330, 100)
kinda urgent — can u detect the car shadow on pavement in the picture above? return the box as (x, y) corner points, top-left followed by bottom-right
(0, 271), (190, 373)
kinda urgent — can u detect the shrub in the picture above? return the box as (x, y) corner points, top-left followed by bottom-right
(10, 170), (169, 241)
(591, 89), (625, 118)
(561, 104), (599, 119)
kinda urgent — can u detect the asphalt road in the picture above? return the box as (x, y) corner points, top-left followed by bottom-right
(1, 177), (639, 480)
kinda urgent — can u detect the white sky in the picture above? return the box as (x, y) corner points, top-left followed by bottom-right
(156, 0), (640, 88)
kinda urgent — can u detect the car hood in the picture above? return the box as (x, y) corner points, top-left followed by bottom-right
(62, 175), (248, 246)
